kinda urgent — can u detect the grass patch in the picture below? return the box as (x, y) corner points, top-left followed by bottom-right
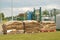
(0, 31), (60, 40)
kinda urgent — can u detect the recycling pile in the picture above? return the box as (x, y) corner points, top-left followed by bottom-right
(23, 20), (40, 33)
(3, 21), (24, 34)
(2, 21), (56, 34)
(40, 21), (56, 32)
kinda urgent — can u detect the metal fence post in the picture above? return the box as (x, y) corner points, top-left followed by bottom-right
(39, 7), (42, 22)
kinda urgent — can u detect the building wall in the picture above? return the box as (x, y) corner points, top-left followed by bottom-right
(56, 15), (60, 29)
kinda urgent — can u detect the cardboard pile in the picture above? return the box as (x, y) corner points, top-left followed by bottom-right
(23, 20), (40, 33)
(2, 21), (24, 34)
(2, 21), (56, 34)
(40, 21), (56, 32)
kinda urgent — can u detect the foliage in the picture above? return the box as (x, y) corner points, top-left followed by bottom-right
(43, 10), (49, 16)
(0, 13), (5, 20)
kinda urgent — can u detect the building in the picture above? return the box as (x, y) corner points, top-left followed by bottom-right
(56, 14), (60, 29)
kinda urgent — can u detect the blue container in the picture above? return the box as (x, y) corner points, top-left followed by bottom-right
(27, 11), (32, 20)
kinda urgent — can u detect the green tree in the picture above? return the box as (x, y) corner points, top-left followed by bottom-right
(0, 13), (5, 20)
(43, 10), (49, 16)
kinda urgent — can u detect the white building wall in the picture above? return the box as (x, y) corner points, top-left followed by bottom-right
(56, 14), (60, 29)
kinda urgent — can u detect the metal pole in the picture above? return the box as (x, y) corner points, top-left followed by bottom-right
(0, 9), (2, 22)
(54, 9), (56, 23)
(11, 0), (13, 21)
(0, 2), (2, 22)
(34, 8), (36, 20)
(32, 8), (35, 20)
(0, 13), (2, 22)
(50, 10), (53, 21)
(39, 7), (42, 21)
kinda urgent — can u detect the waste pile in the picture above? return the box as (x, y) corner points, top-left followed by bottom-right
(2, 21), (24, 34)
(23, 20), (40, 33)
(2, 21), (56, 34)
(40, 21), (56, 32)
